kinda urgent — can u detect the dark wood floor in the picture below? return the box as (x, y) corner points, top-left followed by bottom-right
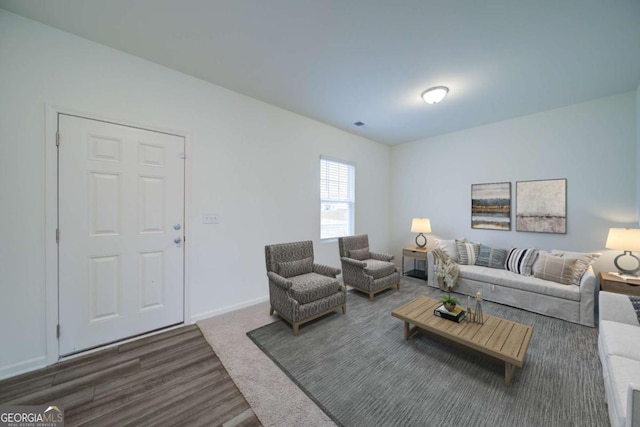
(0, 325), (262, 427)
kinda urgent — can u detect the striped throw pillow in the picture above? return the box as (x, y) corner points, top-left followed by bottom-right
(456, 241), (480, 265)
(504, 248), (538, 276)
(551, 250), (601, 286)
(475, 245), (507, 269)
(533, 252), (577, 285)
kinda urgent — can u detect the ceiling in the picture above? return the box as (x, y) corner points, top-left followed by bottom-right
(2, 0), (640, 145)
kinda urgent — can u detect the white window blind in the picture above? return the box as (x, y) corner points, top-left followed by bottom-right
(320, 157), (355, 239)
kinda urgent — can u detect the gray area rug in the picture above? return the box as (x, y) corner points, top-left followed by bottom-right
(247, 278), (608, 427)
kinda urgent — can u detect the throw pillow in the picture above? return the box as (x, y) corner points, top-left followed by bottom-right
(475, 245), (507, 269)
(456, 241), (480, 265)
(504, 248), (539, 276)
(551, 250), (601, 286)
(277, 256), (313, 278)
(349, 247), (370, 261)
(533, 252), (577, 285)
(435, 239), (458, 262)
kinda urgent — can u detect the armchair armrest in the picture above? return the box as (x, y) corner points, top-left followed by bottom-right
(267, 271), (293, 290)
(370, 251), (394, 262)
(340, 257), (367, 269)
(313, 263), (341, 278)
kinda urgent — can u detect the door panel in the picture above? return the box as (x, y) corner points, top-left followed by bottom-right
(139, 251), (164, 310)
(58, 114), (185, 355)
(139, 175), (165, 233)
(89, 172), (121, 236)
(88, 255), (121, 321)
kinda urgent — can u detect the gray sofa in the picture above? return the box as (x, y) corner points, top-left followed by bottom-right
(598, 291), (640, 427)
(426, 251), (596, 327)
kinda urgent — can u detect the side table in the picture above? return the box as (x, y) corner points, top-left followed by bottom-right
(600, 272), (640, 297)
(402, 247), (431, 281)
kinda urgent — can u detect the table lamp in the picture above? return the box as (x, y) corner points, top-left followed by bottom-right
(605, 227), (640, 275)
(411, 218), (431, 248)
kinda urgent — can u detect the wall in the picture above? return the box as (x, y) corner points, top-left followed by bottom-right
(0, 10), (391, 378)
(637, 84), (640, 223)
(391, 92), (637, 273)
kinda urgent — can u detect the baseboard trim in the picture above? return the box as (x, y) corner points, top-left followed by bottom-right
(191, 296), (269, 322)
(0, 356), (47, 381)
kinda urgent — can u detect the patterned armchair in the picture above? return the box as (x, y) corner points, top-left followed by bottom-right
(265, 240), (346, 335)
(338, 234), (400, 301)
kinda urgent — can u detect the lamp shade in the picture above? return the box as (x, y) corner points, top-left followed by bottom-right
(605, 228), (640, 252)
(421, 86), (449, 104)
(411, 218), (432, 234)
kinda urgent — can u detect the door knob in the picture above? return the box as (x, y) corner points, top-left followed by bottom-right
(174, 224), (182, 230)
(174, 237), (182, 244)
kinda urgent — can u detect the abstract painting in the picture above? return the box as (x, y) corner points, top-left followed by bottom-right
(471, 182), (511, 230)
(516, 179), (567, 234)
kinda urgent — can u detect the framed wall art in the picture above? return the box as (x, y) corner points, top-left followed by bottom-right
(516, 178), (567, 234)
(471, 182), (511, 230)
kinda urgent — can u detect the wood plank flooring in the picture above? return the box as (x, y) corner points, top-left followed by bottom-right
(0, 325), (262, 427)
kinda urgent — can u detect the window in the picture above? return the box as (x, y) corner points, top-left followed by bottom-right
(320, 157), (355, 239)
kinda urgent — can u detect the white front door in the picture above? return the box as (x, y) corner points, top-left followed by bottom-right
(58, 114), (185, 356)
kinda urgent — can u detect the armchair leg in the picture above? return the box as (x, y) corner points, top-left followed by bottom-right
(293, 323), (299, 336)
(397, 282), (400, 290)
(269, 305), (274, 316)
(342, 304), (346, 314)
(369, 293), (374, 301)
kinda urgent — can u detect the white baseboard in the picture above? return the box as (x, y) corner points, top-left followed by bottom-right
(0, 355), (47, 381)
(190, 295), (269, 323)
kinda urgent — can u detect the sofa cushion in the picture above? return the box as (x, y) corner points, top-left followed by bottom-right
(608, 356), (640, 427)
(475, 245), (507, 269)
(533, 252), (577, 285)
(456, 241), (480, 265)
(457, 264), (581, 301)
(551, 250), (601, 286)
(599, 320), (640, 362)
(349, 247), (370, 261)
(288, 272), (341, 304)
(435, 239), (458, 262)
(364, 259), (396, 279)
(277, 257), (313, 278)
(504, 248), (538, 276)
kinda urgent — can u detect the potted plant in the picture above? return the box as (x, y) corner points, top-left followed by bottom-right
(439, 294), (459, 312)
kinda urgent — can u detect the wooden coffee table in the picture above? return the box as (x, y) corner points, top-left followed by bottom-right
(391, 295), (533, 387)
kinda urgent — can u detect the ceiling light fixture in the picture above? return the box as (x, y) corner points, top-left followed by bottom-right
(421, 86), (449, 104)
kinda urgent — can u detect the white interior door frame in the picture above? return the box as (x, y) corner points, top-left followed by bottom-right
(44, 104), (192, 365)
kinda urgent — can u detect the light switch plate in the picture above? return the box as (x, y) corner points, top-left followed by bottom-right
(203, 213), (219, 224)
